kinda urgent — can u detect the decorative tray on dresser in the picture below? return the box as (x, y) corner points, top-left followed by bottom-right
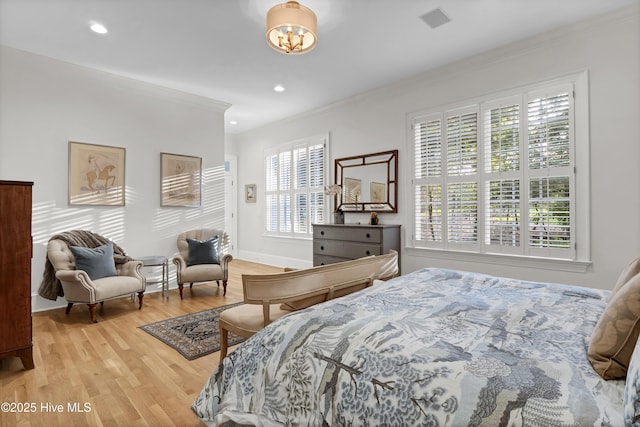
(312, 223), (401, 272)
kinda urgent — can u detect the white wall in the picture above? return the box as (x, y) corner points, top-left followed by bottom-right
(233, 6), (640, 289)
(0, 46), (229, 311)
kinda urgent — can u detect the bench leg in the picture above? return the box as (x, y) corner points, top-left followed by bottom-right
(65, 302), (74, 314)
(220, 325), (228, 359)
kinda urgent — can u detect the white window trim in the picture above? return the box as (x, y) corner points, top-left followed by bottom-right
(407, 71), (591, 269)
(263, 133), (330, 240)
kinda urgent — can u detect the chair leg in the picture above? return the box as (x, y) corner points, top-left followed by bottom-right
(87, 303), (98, 323)
(65, 303), (74, 314)
(216, 280), (220, 287)
(137, 292), (144, 309)
(178, 284), (184, 300)
(223, 280), (228, 296)
(189, 282), (193, 289)
(220, 325), (228, 359)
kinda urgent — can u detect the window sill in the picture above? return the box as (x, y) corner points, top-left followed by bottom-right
(405, 246), (591, 273)
(262, 233), (312, 241)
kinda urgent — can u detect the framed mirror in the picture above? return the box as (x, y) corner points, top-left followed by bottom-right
(335, 150), (398, 213)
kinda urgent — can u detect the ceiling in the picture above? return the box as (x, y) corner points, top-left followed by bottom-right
(0, 0), (636, 134)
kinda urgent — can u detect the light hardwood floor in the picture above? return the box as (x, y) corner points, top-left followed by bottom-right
(0, 259), (282, 427)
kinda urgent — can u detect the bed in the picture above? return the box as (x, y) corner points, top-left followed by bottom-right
(192, 267), (636, 426)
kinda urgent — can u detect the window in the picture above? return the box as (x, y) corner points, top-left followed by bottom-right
(265, 134), (328, 238)
(411, 76), (586, 261)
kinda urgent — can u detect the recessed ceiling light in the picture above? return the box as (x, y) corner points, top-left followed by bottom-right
(90, 22), (108, 34)
(274, 85), (285, 92)
(229, 120), (238, 125)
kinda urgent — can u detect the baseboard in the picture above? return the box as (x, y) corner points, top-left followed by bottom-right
(237, 250), (313, 270)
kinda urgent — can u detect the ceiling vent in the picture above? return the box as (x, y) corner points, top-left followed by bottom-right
(420, 7), (451, 29)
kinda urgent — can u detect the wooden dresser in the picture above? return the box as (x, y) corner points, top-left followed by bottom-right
(0, 180), (34, 369)
(312, 223), (401, 270)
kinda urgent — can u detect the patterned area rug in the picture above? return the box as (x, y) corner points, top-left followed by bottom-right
(139, 302), (245, 360)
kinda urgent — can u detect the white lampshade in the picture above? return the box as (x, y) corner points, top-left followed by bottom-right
(266, 1), (317, 54)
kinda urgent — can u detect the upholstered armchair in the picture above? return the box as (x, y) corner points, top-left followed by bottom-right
(172, 228), (233, 298)
(46, 238), (146, 323)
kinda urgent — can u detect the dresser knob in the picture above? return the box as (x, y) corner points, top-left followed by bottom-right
(320, 246), (324, 251)
(366, 250), (371, 255)
(320, 231), (325, 236)
(366, 233), (370, 238)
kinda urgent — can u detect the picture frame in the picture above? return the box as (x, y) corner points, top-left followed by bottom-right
(160, 152), (202, 207)
(68, 141), (126, 206)
(245, 184), (257, 203)
(343, 178), (362, 204)
(371, 181), (386, 203)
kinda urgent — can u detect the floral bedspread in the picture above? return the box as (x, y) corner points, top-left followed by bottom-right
(192, 268), (625, 426)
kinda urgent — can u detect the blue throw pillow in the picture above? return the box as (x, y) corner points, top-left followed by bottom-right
(69, 242), (117, 280)
(187, 237), (220, 266)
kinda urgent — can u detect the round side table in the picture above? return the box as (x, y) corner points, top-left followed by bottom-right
(135, 256), (169, 297)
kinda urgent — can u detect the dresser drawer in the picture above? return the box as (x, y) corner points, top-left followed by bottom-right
(314, 240), (381, 259)
(313, 254), (351, 266)
(311, 223), (401, 269)
(313, 226), (381, 244)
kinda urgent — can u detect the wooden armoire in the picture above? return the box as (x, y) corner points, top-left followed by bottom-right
(0, 180), (34, 369)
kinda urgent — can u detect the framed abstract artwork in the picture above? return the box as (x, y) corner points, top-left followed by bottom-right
(161, 152), (202, 207)
(68, 141), (126, 206)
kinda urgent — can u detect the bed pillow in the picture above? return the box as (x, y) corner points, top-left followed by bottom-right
(624, 337), (640, 424)
(69, 242), (117, 280)
(612, 256), (640, 296)
(187, 237), (220, 266)
(588, 270), (640, 379)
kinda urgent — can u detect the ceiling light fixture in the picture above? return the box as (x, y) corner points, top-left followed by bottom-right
(274, 85), (285, 92)
(90, 22), (108, 34)
(266, 1), (317, 55)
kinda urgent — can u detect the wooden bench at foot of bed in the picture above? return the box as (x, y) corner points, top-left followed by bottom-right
(218, 250), (399, 359)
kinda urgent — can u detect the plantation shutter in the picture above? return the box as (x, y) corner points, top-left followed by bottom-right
(447, 181), (478, 244)
(483, 97), (521, 253)
(446, 107), (479, 247)
(265, 152), (278, 233)
(410, 79), (577, 260)
(309, 144), (325, 226)
(293, 146), (307, 234)
(278, 151), (292, 232)
(413, 114), (444, 246)
(264, 136), (327, 237)
(447, 111), (478, 176)
(526, 86), (573, 257)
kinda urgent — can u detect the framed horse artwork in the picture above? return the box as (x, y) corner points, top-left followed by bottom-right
(68, 141), (126, 206)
